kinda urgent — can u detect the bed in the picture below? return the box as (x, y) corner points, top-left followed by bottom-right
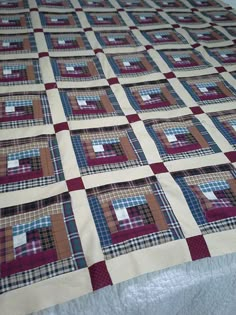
(0, 0), (236, 314)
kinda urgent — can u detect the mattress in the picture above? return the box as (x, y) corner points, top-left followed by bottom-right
(0, 0), (236, 314)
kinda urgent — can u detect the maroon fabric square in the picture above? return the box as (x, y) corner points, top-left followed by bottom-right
(84, 27), (93, 32)
(39, 52), (49, 58)
(164, 72), (176, 79)
(190, 106), (204, 115)
(54, 122), (69, 133)
(215, 66), (227, 73)
(107, 77), (119, 85)
(186, 235), (210, 261)
(129, 26), (138, 30)
(191, 43), (201, 48)
(45, 82), (57, 90)
(34, 28), (44, 33)
(66, 177), (85, 191)
(225, 151), (236, 163)
(94, 48), (104, 54)
(150, 163), (168, 174)
(126, 114), (140, 123)
(172, 24), (180, 29)
(145, 45), (153, 51)
(89, 261), (112, 291)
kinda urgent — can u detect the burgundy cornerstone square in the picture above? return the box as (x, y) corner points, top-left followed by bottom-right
(187, 235), (211, 261)
(89, 261), (112, 291)
(66, 177), (85, 191)
(150, 163), (168, 174)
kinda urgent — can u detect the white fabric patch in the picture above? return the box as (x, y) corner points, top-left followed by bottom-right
(51, 18), (58, 22)
(141, 95), (151, 101)
(66, 66), (74, 71)
(93, 145), (104, 153)
(2, 19), (9, 23)
(197, 34), (203, 37)
(199, 87), (208, 92)
(115, 207), (129, 221)
(13, 233), (27, 248)
(174, 57), (181, 62)
(58, 40), (65, 45)
(140, 16), (146, 20)
(2, 42), (10, 47)
(97, 17), (104, 21)
(232, 124), (236, 131)
(8, 160), (19, 168)
(123, 61), (130, 66)
(77, 100), (87, 106)
(166, 134), (177, 142)
(5, 106), (15, 113)
(203, 191), (217, 200)
(3, 69), (12, 75)
(221, 54), (228, 58)
(179, 17), (185, 20)
(108, 37), (115, 42)
(155, 35), (162, 39)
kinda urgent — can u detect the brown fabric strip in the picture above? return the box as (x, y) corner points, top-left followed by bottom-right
(190, 53), (203, 65)
(211, 31), (222, 40)
(84, 140), (96, 159)
(100, 94), (115, 113)
(87, 61), (98, 77)
(145, 194), (169, 231)
(125, 35), (135, 46)
(120, 137), (137, 161)
(23, 38), (31, 50)
(188, 126), (209, 148)
(0, 154), (7, 177)
(26, 65), (35, 81)
(33, 99), (43, 119)
(40, 147), (54, 177)
(141, 57), (153, 72)
(101, 201), (118, 233)
(170, 32), (181, 43)
(161, 87), (176, 105)
(76, 36), (84, 49)
(4, 227), (14, 263)
(20, 17), (26, 27)
(18, 0), (24, 7)
(68, 16), (75, 26)
(191, 185), (212, 210)
(113, 15), (121, 25)
(133, 90), (145, 105)
(51, 213), (71, 260)
(228, 179), (236, 197)
(217, 82), (233, 98)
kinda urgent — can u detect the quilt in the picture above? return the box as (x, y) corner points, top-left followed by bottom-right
(0, 0), (236, 314)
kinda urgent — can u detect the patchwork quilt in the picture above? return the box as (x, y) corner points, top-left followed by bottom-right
(0, 0), (236, 314)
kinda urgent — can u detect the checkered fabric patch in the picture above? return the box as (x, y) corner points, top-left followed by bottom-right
(145, 115), (220, 162)
(0, 13), (32, 29)
(87, 176), (184, 259)
(51, 57), (105, 82)
(79, 0), (114, 8)
(159, 49), (211, 71)
(209, 110), (236, 150)
(127, 12), (168, 27)
(0, 192), (86, 294)
(141, 29), (188, 46)
(169, 12), (206, 25)
(225, 26), (236, 37)
(36, 0), (73, 8)
(0, 33), (37, 54)
(202, 11), (236, 23)
(124, 81), (186, 113)
(0, 93), (52, 129)
(185, 28), (228, 44)
(71, 125), (148, 175)
(0, 60), (42, 86)
(173, 164), (236, 235)
(45, 33), (91, 52)
(85, 12), (125, 27)
(0, 0), (28, 9)
(0, 135), (64, 193)
(95, 31), (141, 48)
(181, 74), (236, 106)
(154, 0), (187, 9)
(116, 0), (151, 8)
(60, 88), (123, 120)
(40, 13), (81, 28)
(207, 47), (236, 65)
(107, 52), (160, 78)
(187, 0), (220, 7)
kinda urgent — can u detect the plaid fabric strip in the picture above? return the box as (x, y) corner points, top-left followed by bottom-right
(0, 0), (28, 9)
(202, 11), (236, 23)
(169, 12), (206, 24)
(0, 258), (75, 294)
(12, 216), (51, 236)
(207, 47), (236, 65)
(14, 240), (42, 258)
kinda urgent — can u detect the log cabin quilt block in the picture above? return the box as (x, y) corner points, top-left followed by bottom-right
(0, 136), (64, 193)
(0, 34), (37, 54)
(184, 28), (228, 44)
(85, 12), (125, 27)
(79, 0), (114, 8)
(36, 0), (73, 8)
(60, 88), (123, 120)
(87, 176), (184, 259)
(40, 13), (81, 28)
(0, 0), (28, 9)
(95, 31), (141, 48)
(71, 125), (148, 175)
(145, 115), (220, 161)
(45, 33), (91, 52)
(169, 12), (206, 25)
(127, 12), (168, 26)
(207, 47), (236, 65)
(0, 13), (31, 29)
(153, 0), (188, 9)
(141, 29), (188, 46)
